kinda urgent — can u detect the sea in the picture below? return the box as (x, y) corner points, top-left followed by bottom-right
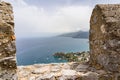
(16, 37), (89, 65)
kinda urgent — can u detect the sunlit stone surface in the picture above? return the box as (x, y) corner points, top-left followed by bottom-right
(0, 1), (17, 80)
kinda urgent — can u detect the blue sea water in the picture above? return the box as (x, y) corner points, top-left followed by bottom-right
(16, 37), (89, 65)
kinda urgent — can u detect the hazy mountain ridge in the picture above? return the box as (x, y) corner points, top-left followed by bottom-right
(58, 31), (89, 39)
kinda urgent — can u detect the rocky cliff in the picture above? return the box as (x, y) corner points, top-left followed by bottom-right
(0, 1), (17, 80)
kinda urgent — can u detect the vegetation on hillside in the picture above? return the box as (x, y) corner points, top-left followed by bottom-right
(58, 31), (89, 39)
(53, 51), (90, 62)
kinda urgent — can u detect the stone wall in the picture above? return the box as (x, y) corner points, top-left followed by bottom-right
(0, 2), (17, 80)
(90, 4), (120, 72)
(0, 1), (120, 80)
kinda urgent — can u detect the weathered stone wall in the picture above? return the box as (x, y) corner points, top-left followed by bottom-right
(0, 2), (17, 80)
(90, 4), (120, 72)
(1, 1), (120, 80)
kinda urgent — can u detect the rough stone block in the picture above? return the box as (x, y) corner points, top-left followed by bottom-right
(90, 4), (120, 72)
(0, 1), (17, 80)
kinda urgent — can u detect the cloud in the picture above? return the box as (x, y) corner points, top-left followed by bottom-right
(90, 0), (120, 7)
(4, 0), (92, 37)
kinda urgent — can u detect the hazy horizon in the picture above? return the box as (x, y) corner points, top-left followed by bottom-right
(4, 0), (120, 38)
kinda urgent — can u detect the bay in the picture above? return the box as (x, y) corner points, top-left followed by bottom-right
(16, 37), (89, 65)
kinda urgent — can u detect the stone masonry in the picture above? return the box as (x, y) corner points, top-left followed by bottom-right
(90, 4), (120, 72)
(0, 2), (17, 80)
(1, 1), (120, 80)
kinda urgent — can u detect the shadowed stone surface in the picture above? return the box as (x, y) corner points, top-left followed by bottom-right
(90, 4), (120, 72)
(0, 1), (17, 80)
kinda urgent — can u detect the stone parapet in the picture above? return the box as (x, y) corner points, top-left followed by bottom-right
(17, 62), (120, 80)
(90, 4), (120, 72)
(0, 1), (120, 80)
(0, 1), (17, 80)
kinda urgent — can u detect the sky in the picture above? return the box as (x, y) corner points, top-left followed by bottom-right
(3, 0), (120, 38)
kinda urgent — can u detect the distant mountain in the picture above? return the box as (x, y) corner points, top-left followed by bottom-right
(58, 31), (89, 39)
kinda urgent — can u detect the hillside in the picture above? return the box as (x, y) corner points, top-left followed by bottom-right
(58, 31), (89, 39)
